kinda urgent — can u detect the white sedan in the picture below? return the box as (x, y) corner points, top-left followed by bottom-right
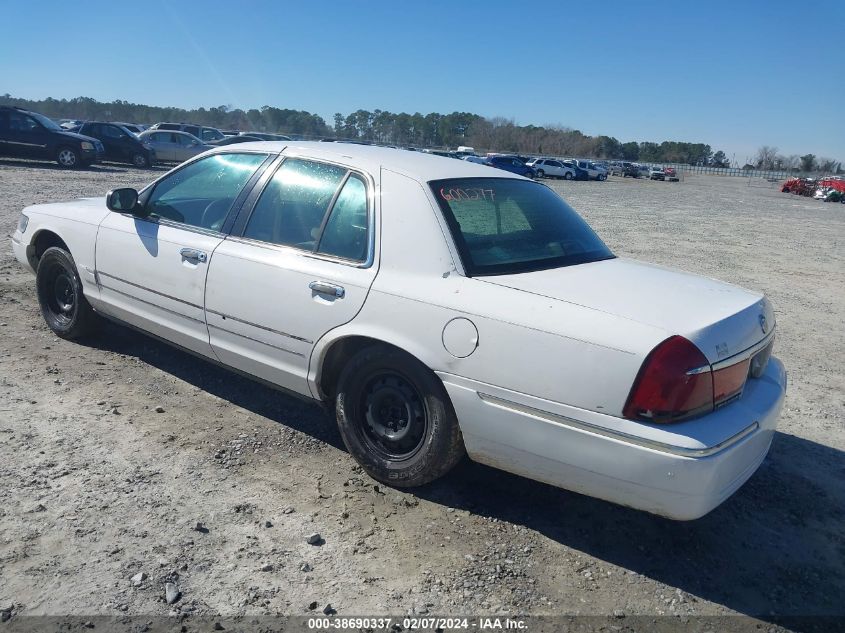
(11, 142), (786, 520)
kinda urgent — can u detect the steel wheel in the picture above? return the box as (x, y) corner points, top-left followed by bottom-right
(132, 152), (148, 168)
(335, 345), (465, 486)
(564, 172), (573, 180)
(357, 372), (428, 461)
(43, 265), (76, 327)
(57, 148), (79, 168)
(536, 169), (545, 179)
(36, 247), (99, 339)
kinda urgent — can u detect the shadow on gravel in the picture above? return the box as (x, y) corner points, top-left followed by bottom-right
(417, 434), (845, 629)
(81, 322), (843, 630)
(82, 320), (343, 449)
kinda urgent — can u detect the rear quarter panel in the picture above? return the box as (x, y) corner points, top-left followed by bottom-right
(309, 168), (666, 417)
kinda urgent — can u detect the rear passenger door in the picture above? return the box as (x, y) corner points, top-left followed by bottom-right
(205, 156), (378, 396)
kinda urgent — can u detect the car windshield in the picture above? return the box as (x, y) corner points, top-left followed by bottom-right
(30, 112), (62, 131)
(431, 178), (615, 276)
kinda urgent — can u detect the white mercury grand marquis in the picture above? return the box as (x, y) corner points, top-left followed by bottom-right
(11, 142), (786, 520)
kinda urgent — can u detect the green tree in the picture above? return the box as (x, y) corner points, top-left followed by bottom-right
(800, 154), (816, 172)
(621, 142), (639, 160)
(711, 150), (730, 167)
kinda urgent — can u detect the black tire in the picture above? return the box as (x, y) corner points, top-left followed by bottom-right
(564, 172), (573, 180)
(335, 345), (465, 487)
(36, 247), (99, 339)
(598, 173), (607, 181)
(56, 146), (80, 169)
(131, 152), (149, 168)
(536, 169), (545, 178)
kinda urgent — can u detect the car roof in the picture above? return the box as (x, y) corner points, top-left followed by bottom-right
(218, 141), (521, 181)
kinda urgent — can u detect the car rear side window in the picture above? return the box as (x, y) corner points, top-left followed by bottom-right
(317, 174), (369, 262)
(431, 178), (614, 276)
(242, 158), (347, 250)
(144, 153), (268, 231)
(101, 125), (123, 138)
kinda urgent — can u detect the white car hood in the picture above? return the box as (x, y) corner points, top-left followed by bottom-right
(25, 197), (110, 226)
(478, 257), (773, 363)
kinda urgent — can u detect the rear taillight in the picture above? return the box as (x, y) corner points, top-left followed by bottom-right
(624, 336), (762, 423)
(623, 336), (714, 423)
(712, 359), (750, 405)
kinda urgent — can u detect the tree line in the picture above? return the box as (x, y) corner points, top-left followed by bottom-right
(2, 94), (836, 170)
(752, 146), (840, 174)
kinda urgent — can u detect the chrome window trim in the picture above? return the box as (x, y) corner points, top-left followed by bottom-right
(477, 392), (759, 459)
(233, 153), (376, 269)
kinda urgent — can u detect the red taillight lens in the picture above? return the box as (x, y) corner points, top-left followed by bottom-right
(712, 358), (750, 405)
(623, 336), (714, 423)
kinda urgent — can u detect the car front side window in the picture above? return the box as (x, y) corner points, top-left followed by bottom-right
(144, 153), (268, 230)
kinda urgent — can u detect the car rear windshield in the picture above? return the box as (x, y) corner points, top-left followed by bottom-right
(430, 178), (614, 276)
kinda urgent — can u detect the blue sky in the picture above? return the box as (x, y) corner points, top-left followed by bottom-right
(2, 0), (842, 162)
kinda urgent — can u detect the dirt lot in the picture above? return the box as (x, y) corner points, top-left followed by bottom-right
(0, 158), (843, 628)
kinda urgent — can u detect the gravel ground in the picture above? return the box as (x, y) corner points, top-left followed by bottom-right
(0, 157), (843, 628)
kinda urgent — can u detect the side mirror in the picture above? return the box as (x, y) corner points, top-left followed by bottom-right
(106, 188), (139, 213)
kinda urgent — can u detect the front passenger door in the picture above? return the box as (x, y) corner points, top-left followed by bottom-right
(95, 151), (271, 356)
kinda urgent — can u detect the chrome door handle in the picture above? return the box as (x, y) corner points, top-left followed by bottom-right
(180, 248), (207, 263)
(309, 281), (345, 298)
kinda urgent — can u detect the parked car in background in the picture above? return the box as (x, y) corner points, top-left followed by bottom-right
(11, 142), (786, 520)
(75, 122), (156, 168)
(110, 122), (146, 135)
(238, 132), (292, 141)
(623, 163), (641, 178)
(0, 106), (104, 168)
(638, 164), (651, 178)
(207, 134), (264, 147)
(423, 149), (462, 159)
(484, 154), (536, 178)
(561, 160), (590, 180)
(137, 130), (210, 162)
(573, 159), (608, 181)
(526, 158), (577, 180)
(650, 166), (666, 181)
(664, 167), (679, 182)
(462, 155), (486, 164)
(148, 122), (226, 143)
(58, 119), (84, 130)
(610, 161), (633, 176)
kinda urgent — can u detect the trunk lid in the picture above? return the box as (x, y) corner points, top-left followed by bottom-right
(478, 257), (773, 363)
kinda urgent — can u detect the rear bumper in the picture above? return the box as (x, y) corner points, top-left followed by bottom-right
(439, 357), (786, 520)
